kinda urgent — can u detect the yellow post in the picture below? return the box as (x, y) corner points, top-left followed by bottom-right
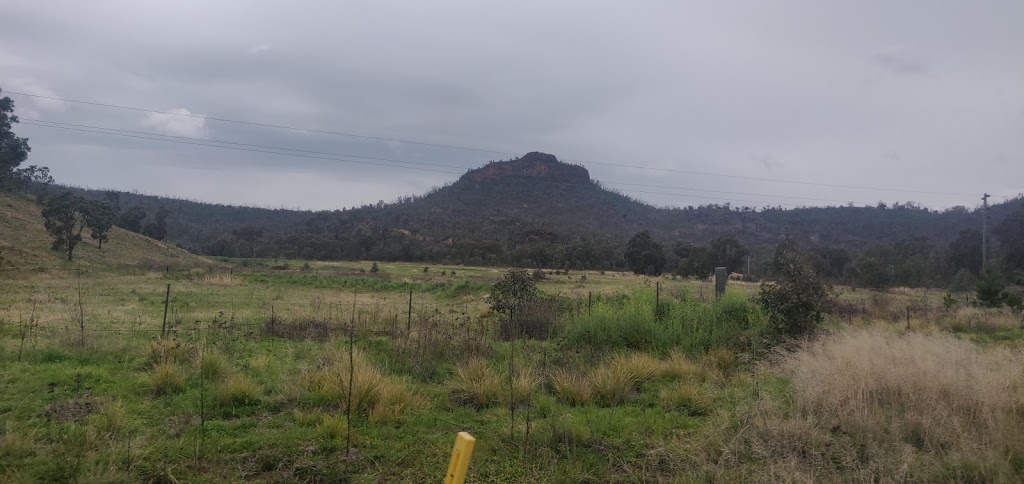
(444, 432), (476, 484)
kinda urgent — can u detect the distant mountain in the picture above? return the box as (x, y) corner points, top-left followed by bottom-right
(41, 152), (1023, 276)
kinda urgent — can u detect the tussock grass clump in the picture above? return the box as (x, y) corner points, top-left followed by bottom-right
(0, 424), (36, 459)
(316, 414), (350, 441)
(549, 369), (593, 406)
(369, 380), (417, 425)
(702, 347), (737, 377)
(609, 353), (661, 383)
(510, 367), (539, 405)
(659, 382), (712, 415)
(198, 348), (229, 381)
(301, 344), (415, 423)
(303, 347), (383, 414)
(88, 400), (132, 437)
(291, 409), (320, 427)
(450, 358), (504, 408)
(588, 363), (637, 406)
(215, 374), (261, 407)
(659, 351), (706, 381)
(544, 413), (592, 449)
(148, 362), (186, 395)
(148, 338), (190, 366)
(248, 354), (273, 373)
(587, 352), (662, 406)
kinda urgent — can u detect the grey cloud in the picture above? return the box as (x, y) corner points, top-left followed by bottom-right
(2, 0), (1023, 210)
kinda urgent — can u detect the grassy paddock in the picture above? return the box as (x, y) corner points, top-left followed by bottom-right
(2, 255), (1024, 481)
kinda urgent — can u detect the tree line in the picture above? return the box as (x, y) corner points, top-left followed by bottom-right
(621, 220), (1024, 293)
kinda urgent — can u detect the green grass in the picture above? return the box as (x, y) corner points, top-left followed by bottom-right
(240, 272), (490, 298)
(4, 204), (1023, 481)
(563, 290), (770, 355)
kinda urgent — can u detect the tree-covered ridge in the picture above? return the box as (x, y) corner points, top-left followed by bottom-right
(34, 152), (1024, 287)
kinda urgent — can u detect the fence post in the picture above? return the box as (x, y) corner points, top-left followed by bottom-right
(407, 288), (413, 334)
(714, 267), (727, 298)
(906, 306), (911, 331)
(444, 432), (477, 484)
(346, 289), (356, 457)
(161, 284), (171, 338)
(655, 281), (660, 319)
(588, 291), (592, 316)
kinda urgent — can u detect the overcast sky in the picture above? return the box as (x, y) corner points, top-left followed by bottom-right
(2, 0), (1022, 211)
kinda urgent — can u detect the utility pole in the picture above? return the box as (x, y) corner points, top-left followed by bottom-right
(982, 193), (990, 272)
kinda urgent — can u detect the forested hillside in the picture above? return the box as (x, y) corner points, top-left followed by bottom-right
(47, 152), (1024, 288)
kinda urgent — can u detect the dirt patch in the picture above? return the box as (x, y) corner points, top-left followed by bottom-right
(43, 398), (96, 423)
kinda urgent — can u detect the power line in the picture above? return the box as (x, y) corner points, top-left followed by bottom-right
(19, 121), (464, 175)
(6, 90), (517, 157)
(21, 118), (863, 207)
(565, 157), (991, 197)
(21, 118), (472, 171)
(21, 120), (804, 207)
(6, 90), (1004, 198)
(27, 117), (859, 204)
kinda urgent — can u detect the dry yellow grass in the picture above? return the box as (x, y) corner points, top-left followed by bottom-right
(549, 369), (593, 406)
(197, 274), (242, 287)
(450, 357), (504, 408)
(608, 353), (662, 383)
(299, 344), (415, 424)
(509, 367), (539, 405)
(148, 338), (191, 366)
(215, 373), (261, 407)
(198, 348), (230, 381)
(659, 351), (706, 381)
(589, 362), (637, 406)
(148, 362), (186, 395)
(369, 380), (419, 425)
(679, 328), (1024, 482)
(659, 382), (711, 415)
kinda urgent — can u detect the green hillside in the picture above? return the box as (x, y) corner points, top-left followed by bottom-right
(0, 192), (212, 271)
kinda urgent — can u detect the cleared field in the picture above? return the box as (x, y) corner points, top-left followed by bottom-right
(3, 193), (1024, 482)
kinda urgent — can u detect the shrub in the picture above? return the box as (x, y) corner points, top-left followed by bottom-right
(976, 268), (1008, 307)
(489, 270), (538, 317)
(659, 382), (712, 415)
(756, 248), (832, 338)
(369, 261), (379, 273)
(149, 363), (185, 395)
(450, 358), (504, 408)
(549, 369), (593, 406)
